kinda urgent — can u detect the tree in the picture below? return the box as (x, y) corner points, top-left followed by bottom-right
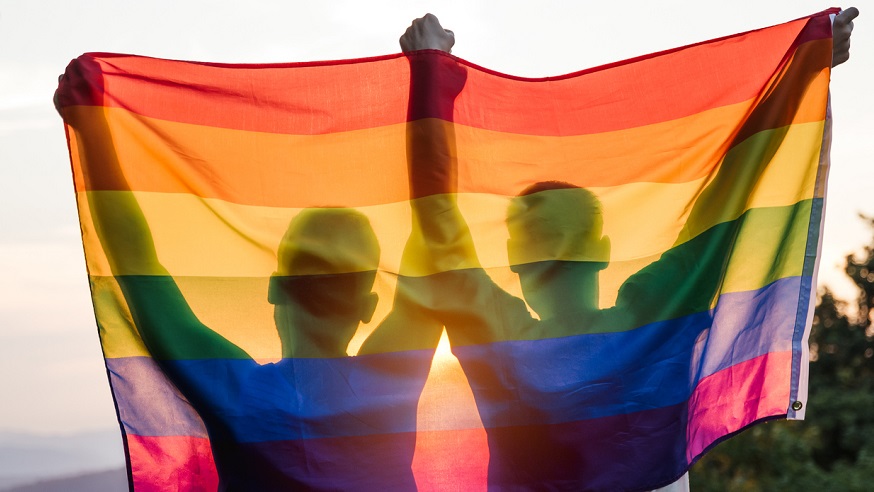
(690, 218), (874, 490)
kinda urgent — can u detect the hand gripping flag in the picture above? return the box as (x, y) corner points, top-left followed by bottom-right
(58, 9), (836, 491)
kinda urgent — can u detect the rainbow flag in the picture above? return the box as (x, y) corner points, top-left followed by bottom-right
(59, 9), (835, 491)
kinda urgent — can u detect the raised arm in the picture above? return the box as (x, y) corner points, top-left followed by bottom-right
(57, 59), (249, 360)
(617, 10), (845, 328)
(360, 14), (483, 354)
(360, 15), (460, 354)
(677, 10), (840, 244)
(401, 14), (479, 273)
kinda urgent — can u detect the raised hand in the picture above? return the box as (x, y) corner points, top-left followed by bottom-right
(400, 13), (455, 53)
(833, 7), (859, 67)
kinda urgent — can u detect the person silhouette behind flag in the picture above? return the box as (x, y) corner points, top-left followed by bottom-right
(396, 9), (856, 490)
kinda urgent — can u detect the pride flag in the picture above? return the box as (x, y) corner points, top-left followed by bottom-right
(59, 9), (836, 491)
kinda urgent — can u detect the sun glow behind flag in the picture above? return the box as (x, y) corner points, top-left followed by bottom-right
(59, 9), (835, 491)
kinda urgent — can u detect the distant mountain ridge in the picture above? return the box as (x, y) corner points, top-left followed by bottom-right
(1, 468), (128, 492)
(0, 429), (124, 491)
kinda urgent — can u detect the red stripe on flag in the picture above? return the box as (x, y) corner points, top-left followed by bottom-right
(127, 434), (218, 492)
(686, 351), (793, 462)
(56, 13), (831, 136)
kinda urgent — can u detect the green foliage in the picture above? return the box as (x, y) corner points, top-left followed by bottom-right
(690, 218), (874, 490)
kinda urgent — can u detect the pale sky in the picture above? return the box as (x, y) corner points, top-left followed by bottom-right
(0, 1), (870, 435)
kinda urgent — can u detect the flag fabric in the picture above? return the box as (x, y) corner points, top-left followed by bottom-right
(59, 9), (836, 491)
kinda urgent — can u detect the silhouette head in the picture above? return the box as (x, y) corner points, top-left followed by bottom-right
(269, 208), (380, 355)
(506, 181), (610, 318)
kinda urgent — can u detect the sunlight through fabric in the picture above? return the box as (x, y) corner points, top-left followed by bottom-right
(59, 9), (836, 491)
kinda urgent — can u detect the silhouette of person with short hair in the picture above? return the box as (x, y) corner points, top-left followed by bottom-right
(399, 9), (857, 489)
(58, 59), (439, 491)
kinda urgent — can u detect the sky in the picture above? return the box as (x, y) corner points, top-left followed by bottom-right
(0, 0), (870, 436)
